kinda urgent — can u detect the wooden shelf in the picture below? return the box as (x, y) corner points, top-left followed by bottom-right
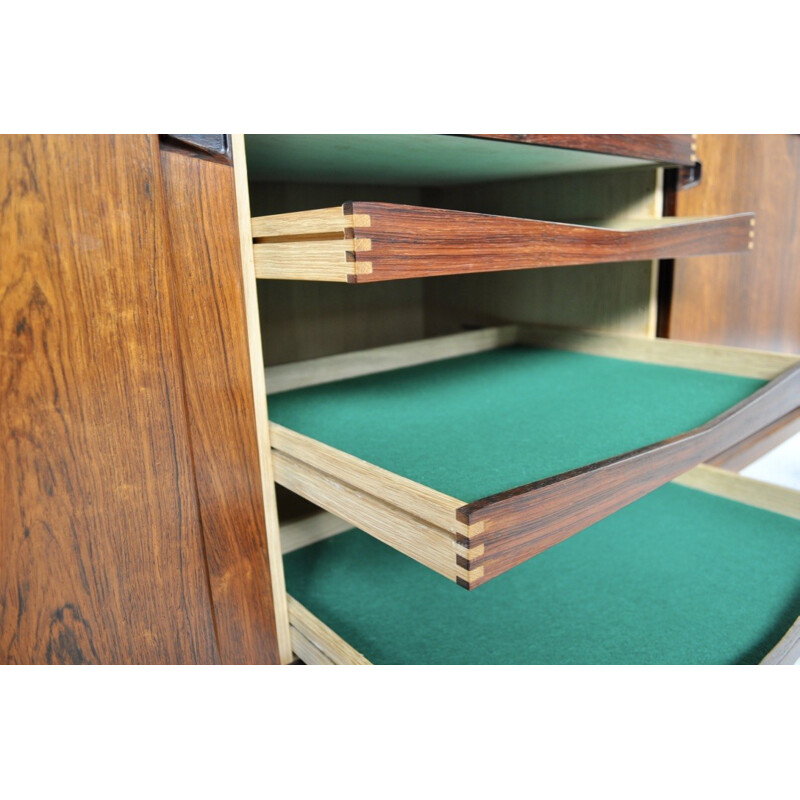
(251, 203), (755, 283)
(267, 326), (799, 589)
(281, 473), (800, 665)
(245, 134), (697, 186)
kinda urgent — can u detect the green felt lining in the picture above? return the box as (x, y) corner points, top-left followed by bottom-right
(283, 485), (800, 665)
(268, 347), (765, 502)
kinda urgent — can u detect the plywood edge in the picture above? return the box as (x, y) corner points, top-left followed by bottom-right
(288, 595), (372, 665)
(281, 511), (353, 554)
(266, 325), (520, 394)
(760, 617), (800, 665)
(673, 465), (800, 520)
(231, 134), (293, 664)
(518, 323), (799, 379)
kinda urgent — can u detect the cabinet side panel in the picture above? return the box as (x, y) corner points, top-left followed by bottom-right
(159, 145), (282, 664)
(0, 135), (219, 664)
(669, 134), (800, 353)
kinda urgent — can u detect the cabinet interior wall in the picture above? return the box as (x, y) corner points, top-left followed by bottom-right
(249, 165), (663, 365)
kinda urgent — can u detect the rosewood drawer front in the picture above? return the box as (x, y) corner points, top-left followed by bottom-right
(266, 325), (799, 589)
(251, 203), (755, 283)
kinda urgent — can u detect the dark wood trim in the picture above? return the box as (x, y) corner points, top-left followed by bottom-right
(708, 408), (800, 472)
(457, 361), (800, 588)
(160, 134), (232, 164)
(253, 202), (755, 283)
(352, 203), (753, 282)
(158, 146), (281, 663)
(677, 161), (703, 190)
(460, 135), (697, 167)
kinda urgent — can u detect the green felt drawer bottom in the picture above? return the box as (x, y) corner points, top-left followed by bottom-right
(283, 484), (800, 664)
(268, 346), (765, 504)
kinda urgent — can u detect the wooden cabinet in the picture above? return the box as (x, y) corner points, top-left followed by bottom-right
(0, 135), (285, 664)
(243, 134), (799, 663)
(2, 134), (797, 664)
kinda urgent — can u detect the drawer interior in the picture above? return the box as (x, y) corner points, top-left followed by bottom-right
(239, 135), (788, 663)
(267, 326), (798, 587)
(268, 346), (765, 503)
(283, 482), (800, 665)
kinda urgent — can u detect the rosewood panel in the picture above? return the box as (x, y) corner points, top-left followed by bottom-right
(668, 134), (800, 353)
(159, 146), (281, 664)
(349, 203), (750, 282)
(0, 135), (219, 663)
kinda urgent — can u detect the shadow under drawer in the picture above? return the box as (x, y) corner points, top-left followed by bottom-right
(283, 483), (800, 665)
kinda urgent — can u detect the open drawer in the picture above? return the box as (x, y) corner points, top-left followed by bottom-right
(281, 471), (800, 664)
(251, 203), (755, 283)
(266, 325), (800, 589)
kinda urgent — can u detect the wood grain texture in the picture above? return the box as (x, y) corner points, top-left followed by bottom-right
(280, 511), (352, 554)
(161, 135), (232, 164)
(270, 423), (471, 536)
(0, 135), (219, 663)
(519, 323), (796, 379)
(271, 449), (481, 585)
(268, 327), (799, 590)
(708, 408), (800, 471)
(249, 180), (427, 367)
(251, 206), (369, 237)
(287, 595), (371, 665)
(761, 617), (800, 665)
(266, 325), (518, 394)
(159, 144), (282, 664)
(673, 465), (800, 520)
(252, 202), (753, 283)
(230, 135), (292, 663)
(463, 134), (697, 166)
(457, 361), (800, 587)
(668, 135), (800, 353)
(424, 167), (664, 338)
